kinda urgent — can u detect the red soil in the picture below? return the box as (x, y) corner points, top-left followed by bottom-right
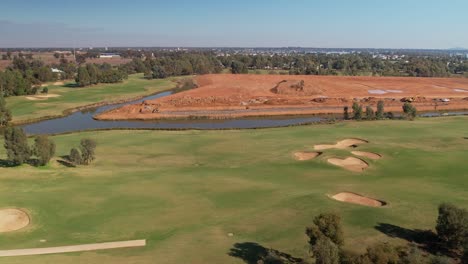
(96, 74), (468, 120)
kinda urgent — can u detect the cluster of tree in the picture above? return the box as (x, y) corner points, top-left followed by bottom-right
(131, 53), (223, 79)
(345, 101), (388, 121)
(68, 138), (97, 165)
(302, 203), (467, 264)
(3, 127), (55, 166)
(219, 53), (468, 77)
(75, 63), (127, 87)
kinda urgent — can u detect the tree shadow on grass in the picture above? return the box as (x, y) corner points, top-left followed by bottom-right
(375, 223), (453, 257)
(228, 242), (304, 264)
(0, 159), (17, 168)
(63, 83), (79, 88)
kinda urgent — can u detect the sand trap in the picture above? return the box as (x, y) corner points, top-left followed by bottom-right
(351, 151), (382, 160)
(293, 151), (322, 161)
(25, 94), (61, 100)
(0, 209), (30, 233)
(53, 81), (64, 86)
(0, 239), (146, 257)
(327, 157), (369, 172)
(314, 138), (368, 150)
(331, 192), (386, 207)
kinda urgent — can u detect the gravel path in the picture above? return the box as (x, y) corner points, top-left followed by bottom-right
(0, 239), (146, 257)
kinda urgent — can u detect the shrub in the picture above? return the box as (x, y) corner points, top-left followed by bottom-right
(80, 138), (97, 165)
(312, 237), (340, 264)
(436, 203), (468, 252)
(41, 87), (48, 94)
(69, 148), (82, 165)
(306, 213), (344, 247)
(352, 102), (363, 120)
(33, 135), (55, 166)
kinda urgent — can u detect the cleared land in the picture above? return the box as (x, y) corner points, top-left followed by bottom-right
(6, 74), (176, 124)
(0, 117), (467, 263)
(96, 74), (468, 120)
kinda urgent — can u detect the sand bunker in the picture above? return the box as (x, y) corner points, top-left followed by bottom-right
(327, 157), (369, 172)
(293, 151), (322, 161)
(351, 151), (382, 160)
(25, 94), (61, 100)
(0, 209), (30, 233)
(331, 192), (386, 207)
(314, 138), (368, 150)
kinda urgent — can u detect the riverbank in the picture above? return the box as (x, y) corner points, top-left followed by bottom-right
(8, 74), (177, 125)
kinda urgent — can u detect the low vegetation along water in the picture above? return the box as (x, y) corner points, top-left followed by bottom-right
(21, 90), (468, 135)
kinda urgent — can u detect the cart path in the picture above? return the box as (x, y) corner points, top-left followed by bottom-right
(0, 239), (146, 257)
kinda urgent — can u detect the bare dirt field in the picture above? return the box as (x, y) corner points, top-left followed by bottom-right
(96, 74), (468, 120)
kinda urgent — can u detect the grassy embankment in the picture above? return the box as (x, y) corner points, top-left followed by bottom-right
(6, 74), (176, 124)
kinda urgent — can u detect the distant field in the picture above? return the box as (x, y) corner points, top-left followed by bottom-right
(0, 117), (466, 263)
(6, 74), (176, 123)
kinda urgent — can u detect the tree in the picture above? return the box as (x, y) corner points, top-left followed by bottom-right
(376, 101), (385, 119)
(4, 126), (31, 165)
(69, 148), (82, 165)
(365, 106), (375, 120)
(352, 102), (363, 120)
(53, 52), (60, 59)
(343, 106), (350, 120)
(152, 65), (167, 79)
(80, 138), (97, 165)
(33, 135), (55, 166)
(361, 243), (400, 264)
(41, 87), (48, 94)
(402, 102), (417, 120)
(306, 213), (344, 247)
(312, 237), (340, 264)
(231, 60), (248, 74)
(76, 67), (91, 87)
(0, 95), (12, 126)
(436, 203), (468, 252)
(86, 64), (99, 85)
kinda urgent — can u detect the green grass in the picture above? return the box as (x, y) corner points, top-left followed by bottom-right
(0, 117), (467, 263)
(6, 74), (176, 123)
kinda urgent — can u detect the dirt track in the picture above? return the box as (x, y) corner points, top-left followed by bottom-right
(0, 239), (146, 257)
(96, 74), (468, 120)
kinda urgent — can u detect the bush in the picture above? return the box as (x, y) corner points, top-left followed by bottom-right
(343, 106), (349, 120)
(365, 106), (375, 120)
(376, 100), (385, 119)
(33, 135), (55, 166)
(352, 102), (363, 120)
(80, 138), (97, 165)
(306, 213), (344, 247)
(402, 102), (417, 120)
(436, 203), (468, 252)
(312, 237), (340, 264)
(69, 148), (82, 165)
(41, 87), (48, 94)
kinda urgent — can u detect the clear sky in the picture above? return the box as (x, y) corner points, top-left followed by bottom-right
(0, 0), (467, 49)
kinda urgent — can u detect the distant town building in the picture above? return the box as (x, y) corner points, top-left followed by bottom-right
(99, 53), (120, 58)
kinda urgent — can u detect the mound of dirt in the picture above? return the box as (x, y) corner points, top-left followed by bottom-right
(327, 157), (369, 172)
(314, 138), (368, 150)
(331, 192), (386, 207)
(0, 209), (30, 233)
(351, 151), (382, 160)
(294, 151), (322, 161)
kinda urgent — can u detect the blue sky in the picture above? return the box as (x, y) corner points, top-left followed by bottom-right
(0, 0), (467, 48)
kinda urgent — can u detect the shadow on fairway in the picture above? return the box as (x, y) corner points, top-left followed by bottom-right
(228, 242), (303, 264)
(375, 223), (453, 257)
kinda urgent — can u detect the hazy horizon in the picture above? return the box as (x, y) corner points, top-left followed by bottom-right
(1, 0), (467, 49)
